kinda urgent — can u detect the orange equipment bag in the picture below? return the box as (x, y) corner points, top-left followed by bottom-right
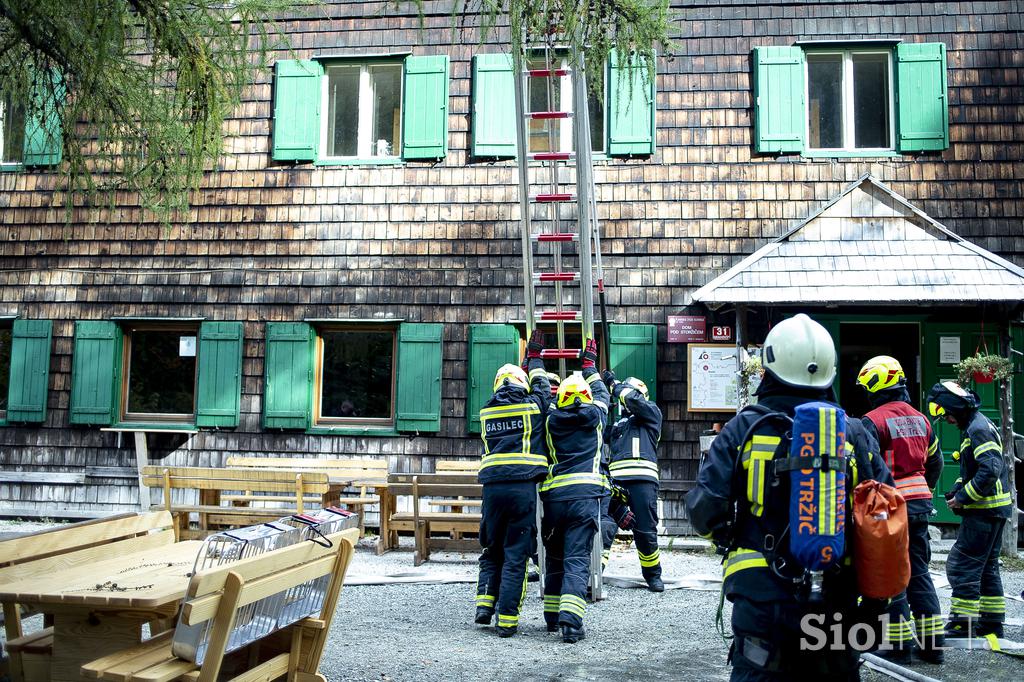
(852, 480), (910, 599)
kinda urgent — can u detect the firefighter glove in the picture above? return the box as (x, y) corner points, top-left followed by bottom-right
(602, 369), (617, 390)
(581, 337), (599, 369)
(526, 329), (545, 358)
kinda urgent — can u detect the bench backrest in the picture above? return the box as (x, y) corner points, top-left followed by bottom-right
(387, 473), (482, 498)
(173, 527), (358, 681)
(225, 456), (389, 483)
(435, 460), (480, 473)
(0, 511), (175, 638)
(142, 466), (330, 495)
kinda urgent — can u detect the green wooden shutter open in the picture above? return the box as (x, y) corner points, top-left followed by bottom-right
(6, 319), (52, 423)
(196, 321), (244, 428)
(467, 324), (520, 433)
(263, 322), (313, 429)
(402, 55), (449, 160)
(70, 321), (120, 425)
(1012, 323), (1023, 451)
(608, 50), (656, 156)
(471, 53), (516, 158)
(752, 46), (806, 154)
(608, 324), (658, 401)
(272, 59), (322, 161)
(896, 42), (949, 152)
(23, 68), (64, 166)
(396, 323), (443, 432)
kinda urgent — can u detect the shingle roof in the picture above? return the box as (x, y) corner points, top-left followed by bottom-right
(691, 174), (1024, 306)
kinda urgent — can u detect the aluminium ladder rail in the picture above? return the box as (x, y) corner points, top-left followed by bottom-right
(512, 34), (605, 602)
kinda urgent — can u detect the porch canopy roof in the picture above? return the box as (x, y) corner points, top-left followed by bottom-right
(691, 174), (1024, 307)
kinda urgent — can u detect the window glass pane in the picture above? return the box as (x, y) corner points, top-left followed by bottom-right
(527, 56), (561, 153)
(326, 66), (359, 157)
(320, 330), (393, 420)
(1, 95), (24, 164)
(0, 327), (10, 412)
(127, 331), (197, 415)
(807, 54), (843, 149)
(852, 53), (890, 148)
(370, 64), (401, 157)
(588, 85), (604, 153)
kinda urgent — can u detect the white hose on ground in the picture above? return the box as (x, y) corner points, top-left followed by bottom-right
(861, 653), (943, 682)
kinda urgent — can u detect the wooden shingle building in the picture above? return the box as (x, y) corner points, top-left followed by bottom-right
(0, 0), (1022, 530)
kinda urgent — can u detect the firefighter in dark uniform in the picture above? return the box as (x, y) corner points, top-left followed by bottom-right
(927, 380), (1013, 639)
(474, 330), (550, 637)
(541, 337), (610, 644)
(857, 356), (944, 662)
(602, 373), (665, 592)
(686, 314), (893, 681)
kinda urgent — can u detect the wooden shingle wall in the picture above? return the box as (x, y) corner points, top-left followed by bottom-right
(0, 0), (1022, 525)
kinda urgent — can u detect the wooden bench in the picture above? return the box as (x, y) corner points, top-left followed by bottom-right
(141, 466), (330, 540)
(0, 512), (175, 682)
(224, 456), (388, 536)
(434, 460), (480, 474)
(386, 473), (483, 565)
(82, 527), (359, 682)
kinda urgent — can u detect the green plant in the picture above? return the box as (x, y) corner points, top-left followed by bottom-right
(953, 353), (1013, 385)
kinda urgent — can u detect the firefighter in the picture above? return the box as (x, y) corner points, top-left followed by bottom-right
(474, 330), (550, 637)
(541, 337), (610, 644)
(857, 356), (944, 662)
(927, 380), (1012, 639)
(686, 314), (892, 681)
(602, 372), (665, 592)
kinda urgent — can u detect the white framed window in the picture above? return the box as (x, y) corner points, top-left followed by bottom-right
(121, 324), (199, 422)
(320, 61), (403, 160)
(526, 55), (605, 154)
(0, 93), (24, 164)
(313, 326), (397, 427)
(806, 50), (893, 152)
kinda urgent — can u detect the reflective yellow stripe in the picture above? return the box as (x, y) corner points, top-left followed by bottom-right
(497, 614), (519, 626)
(586, 373), (602, 385)
(609, 459), (659, 472)
(638, 548), (660, 567)
(476, 594), (495, 606)
(543, 595), (560, 613)
(559, 593), (586, 617)
(927, 439), (938, 456)
(723, 549), (768, 579)
(480, 404), (542, 418)
(540, 472), (610, 492)
(742, 435), (780, 518)
(973, 441), (1001, 456)
(916, 615), (944, 635)
(963, 492), (1012, 510)
(951, 597), (980, 616)
(480, 453), (547, 469)
(528, 367), (547, 381)
(979, 596), (1006, 613)
(963, 480), (983, 501)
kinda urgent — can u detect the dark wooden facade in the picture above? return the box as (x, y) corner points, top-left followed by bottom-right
(0, 0), (1022, 528)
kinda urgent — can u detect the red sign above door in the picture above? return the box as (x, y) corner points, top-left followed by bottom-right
(667, 315), (706, 343)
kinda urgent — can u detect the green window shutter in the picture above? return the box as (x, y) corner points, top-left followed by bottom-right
(608, 50), (656, 156)
(1013, 323), (1023, 437)
(896, 42), (949, 153)
(70, 321), (120, 425)
(23, 68), (64, 166)
(6, 319), (52, 423)
(752, 46), (805, 154)
(608, 324), (658, 402)
(196, 321), (244, 428)
(402, 55), (449, 160)
(396, 323), (443, 432)
(471, 53), (516, 159)
(272, 59), (322, 161)
(467, 324), (520, 433)
(263, 322), (313, 429)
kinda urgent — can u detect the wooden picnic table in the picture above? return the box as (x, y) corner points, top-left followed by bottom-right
(0, 540), (202, 682)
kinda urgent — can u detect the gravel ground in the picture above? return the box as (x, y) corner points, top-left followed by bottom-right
(2, 524), (1022, 681)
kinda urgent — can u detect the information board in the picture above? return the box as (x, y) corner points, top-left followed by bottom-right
(687, 343), (740, 413)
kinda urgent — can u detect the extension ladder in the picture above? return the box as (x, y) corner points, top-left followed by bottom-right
(512, 34), (606, 601)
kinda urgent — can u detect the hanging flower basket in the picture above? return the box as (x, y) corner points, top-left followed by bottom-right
(953, 353), (1013, 386)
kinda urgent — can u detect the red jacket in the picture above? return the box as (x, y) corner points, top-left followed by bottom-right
(863, 401), (942, 513)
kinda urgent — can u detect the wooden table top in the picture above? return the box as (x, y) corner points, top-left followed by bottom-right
(0, 540), (203, 609)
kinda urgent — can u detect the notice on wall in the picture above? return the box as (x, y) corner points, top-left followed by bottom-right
(179, 335), (197, 357)
(939, 336), (961, 364)
(667, 315), (707, 343)
(688, 343), (739, 413)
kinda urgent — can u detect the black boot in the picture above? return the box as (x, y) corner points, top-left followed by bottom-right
(646, 576), (665, 593)
(497, 625), (517, 638)
(474, 607), (493, 625)
(873, 647), (912, 664)
(975, 621), (1004, 638)
(944, 618), (972, 638)
(546, 622), (559, 633)
(916, 647), (945, 664)
(561, 624), (586, 643)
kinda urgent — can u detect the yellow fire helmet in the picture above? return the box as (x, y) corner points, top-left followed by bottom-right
(856, 355), (906, 394)
(556, 372), (593, 408)
(620, 377), (650, 405)
(493, 363), (528, 392)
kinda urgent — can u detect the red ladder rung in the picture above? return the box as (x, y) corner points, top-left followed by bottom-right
(540, 349), (581, 360)
(528, 111), (572, 120)
(527, 68), (570, 77)
(532, 193), (575, 203)
(533, 233), (578, 242)
(535, 272), (579, 282)
(530, 152), (574, 161)
(538, 311), (581, 321)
